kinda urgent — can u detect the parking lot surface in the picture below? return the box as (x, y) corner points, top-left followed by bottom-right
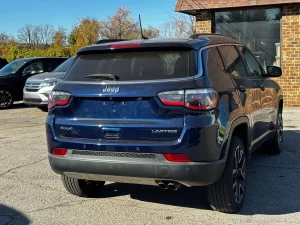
(0, 103), (299, 225)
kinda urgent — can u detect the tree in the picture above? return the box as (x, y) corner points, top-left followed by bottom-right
(68, 30), (77, 45)
(17, 24), (35, 48)
(143, 26), (160, 38)
(160, 0), (196, 38)
(70, 18), (100, 48)
(99, 7), (139, 39)
(0, 33), (10, 43)
(160, 14), (195, 38)
(39, 24), (54, 46)
(52, 27), (67, 47)
(17, 24), (54, 48)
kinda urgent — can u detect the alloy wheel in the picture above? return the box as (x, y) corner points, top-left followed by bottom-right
(232, 145), (246, 204)
(0, 90), (12, 108)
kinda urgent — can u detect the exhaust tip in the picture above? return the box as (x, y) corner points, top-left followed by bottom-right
(168, 182), (181, 191)
(157, 181), (168, 190)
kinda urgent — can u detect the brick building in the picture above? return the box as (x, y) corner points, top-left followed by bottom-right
(175, 0), (300, 107)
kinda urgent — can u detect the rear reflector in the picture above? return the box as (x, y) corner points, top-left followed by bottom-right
(163, 154), (191, 162)
(52, 148), (68, 156)
(109, 43), (141, 49)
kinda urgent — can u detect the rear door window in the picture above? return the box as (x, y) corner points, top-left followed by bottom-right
(218, 46), (248, 78)
(64, 50), (197, 81)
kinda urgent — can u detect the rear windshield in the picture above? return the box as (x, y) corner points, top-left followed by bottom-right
(64, 50), (197, 81)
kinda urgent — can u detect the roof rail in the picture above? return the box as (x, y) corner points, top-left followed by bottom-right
(189, 33), (233, 39)
(94, 39), (128, 44)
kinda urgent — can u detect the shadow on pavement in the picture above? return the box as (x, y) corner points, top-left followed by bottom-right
(239, 129), (300, 215)
(103, 183), (209, 209)
(102, 130), (300, 215)
(0, 204), (30, 225)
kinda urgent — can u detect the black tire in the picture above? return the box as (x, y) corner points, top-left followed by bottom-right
(207, 136), (246, 213)
(0, 87), (14, 109)
(263, 109), (283, 155)
(61, 175), (105, 198)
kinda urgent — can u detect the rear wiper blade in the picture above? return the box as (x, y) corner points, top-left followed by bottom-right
(84, 74), (119, 80)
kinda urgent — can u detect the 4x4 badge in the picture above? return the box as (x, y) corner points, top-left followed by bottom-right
(103, 86), (120, 93)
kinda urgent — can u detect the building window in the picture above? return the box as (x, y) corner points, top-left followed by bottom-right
(214, 7), (281, 70)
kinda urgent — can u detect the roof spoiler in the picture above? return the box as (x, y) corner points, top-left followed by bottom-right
(94, 39), (128, 44)
(189, 33), (234, 39)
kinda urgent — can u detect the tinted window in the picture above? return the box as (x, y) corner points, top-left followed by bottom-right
(0, 58), (29, 75)
(64, 50), (197, 81)
(54, 57), (75, 73)
(239, 47), (264, 78)
(48, 59), (67, 72)
(218, 46), (247, 77)
(23, 61), (44, 75)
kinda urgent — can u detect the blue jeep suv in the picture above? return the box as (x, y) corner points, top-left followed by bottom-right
(46, 34), (283, 213)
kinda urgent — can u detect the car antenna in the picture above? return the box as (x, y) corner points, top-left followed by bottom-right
(139, 14), (148, 40)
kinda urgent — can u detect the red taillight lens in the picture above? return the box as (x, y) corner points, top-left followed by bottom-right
(52, 148), (68, 156)
(48, 91), (71, 110)
(158, 89), (218, 110)
(158, 90), (184, 106)
(163, 153), (191, 162)
(185, 89), (218, 110)
(109, 43), (141, 49)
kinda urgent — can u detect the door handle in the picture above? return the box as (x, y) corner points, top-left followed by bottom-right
(239, 85), (246, 92)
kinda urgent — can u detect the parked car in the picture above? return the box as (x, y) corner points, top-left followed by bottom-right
(46, 34), (283, 213)
(0, 57), (67, 109)
(0, 57), (8, 69)
(23, 56), (75, 111)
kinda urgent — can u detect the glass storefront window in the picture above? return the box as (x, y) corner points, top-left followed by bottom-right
(214, 8), (281, 70)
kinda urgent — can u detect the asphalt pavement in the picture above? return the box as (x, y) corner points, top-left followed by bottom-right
(0, 103), (299, 225)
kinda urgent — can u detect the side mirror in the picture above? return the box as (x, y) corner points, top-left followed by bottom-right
(266, 66), (282, 77)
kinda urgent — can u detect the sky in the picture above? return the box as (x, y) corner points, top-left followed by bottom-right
(0, 0), (177, 36)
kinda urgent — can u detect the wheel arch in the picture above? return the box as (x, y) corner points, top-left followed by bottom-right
(223, 117), (250, 159)
(0, 84), (18, 98)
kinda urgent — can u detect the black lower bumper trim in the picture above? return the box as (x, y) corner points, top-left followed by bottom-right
(49, 153), (226, 187)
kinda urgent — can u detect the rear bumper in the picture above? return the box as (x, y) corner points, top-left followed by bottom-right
(48, 151), (226, 187)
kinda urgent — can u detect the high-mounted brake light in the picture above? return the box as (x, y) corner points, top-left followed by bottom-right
(158, 88), (218, 110)
(48, 91), (71, 110)
(163, 154), (191, 162)
(109, 43), (141, 49)
(52, 148), (68, 156)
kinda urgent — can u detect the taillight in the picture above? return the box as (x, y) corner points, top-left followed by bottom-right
(185, 89), (218, 110)
(52, 148), (68, 156)
(158, 90), (184, 106)
(48, 91), (71, 110)
(158, 88), (218, 110)
(163, 153), (191, 162)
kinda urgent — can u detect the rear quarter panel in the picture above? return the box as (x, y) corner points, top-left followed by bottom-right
(197, 47), (251, 159)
